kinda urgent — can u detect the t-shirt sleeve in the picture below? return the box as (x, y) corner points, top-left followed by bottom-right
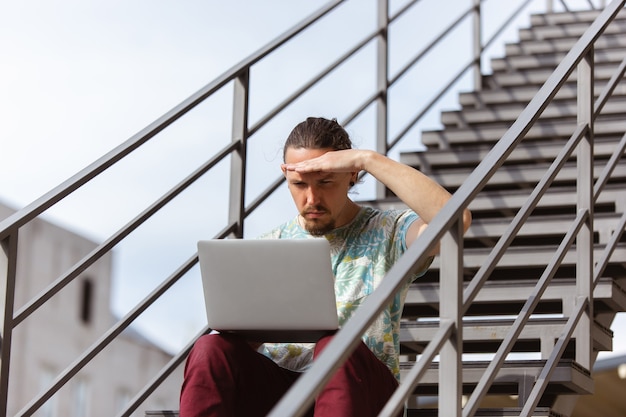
(394, 210), (434, 281)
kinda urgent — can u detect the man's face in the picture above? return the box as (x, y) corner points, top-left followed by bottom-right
(283, 147), (355, 236)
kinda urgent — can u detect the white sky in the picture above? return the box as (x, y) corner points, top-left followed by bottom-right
(1, 0), (623, 359)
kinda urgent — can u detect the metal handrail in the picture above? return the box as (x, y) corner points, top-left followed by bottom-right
(1, 0), (623, 416)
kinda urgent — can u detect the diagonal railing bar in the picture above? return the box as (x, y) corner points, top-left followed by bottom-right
(13, 140), (239, 327)
(593, 131), (626, 199)
(519, 297), (589, 417)
(343, 90), (381, 126)
(16, 252), (199, 417)
(479, 0), (536, 54)
(462, 123), (587, 311)
(223, 0), (344, 74)
(243, 175), (286, 218)
(593, 211), (626, 287)
(248, 24), (379, 138)
(559, 0), (572, 12)
(389, 60), (475, 151)
(388, 0), (535, 151)
(118, 324), (212, 417)
(462, 208), (589, 417)
(388, 0), (422, 23)
(378, 320), (454, 417)
(0, 1), (344, 243)
(593, 56), (626, 118)
(389, 6), (474, 87)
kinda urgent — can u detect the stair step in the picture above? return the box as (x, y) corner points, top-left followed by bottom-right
(368, 184), (626, 216)
(464, 212), (622, 245)
(486, 61), (620, 89)
(400, 359), (593, 396)
(404, 277), (626, 318)
(427, 160), (626, 191)
(458, 80), (625, 108)
(424, 244), (626, 275)
(529, 9), (621, 27)
(399, 317), (613, 355)
(421, 117), (626, 147)
(407, 407), (564, 416)
(401, 137), (622, 172)
(491, 46), (626, 72)
(441, 96), (626, 127)
(505, 32), (626, 56)
(519, 17), (626, 41)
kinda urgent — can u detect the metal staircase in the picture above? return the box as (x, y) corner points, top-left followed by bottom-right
(385, 6), (626, 416)
(1, 1), (625, 416)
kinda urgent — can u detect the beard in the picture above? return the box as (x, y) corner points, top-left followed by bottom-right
(300, 207), (335, 236)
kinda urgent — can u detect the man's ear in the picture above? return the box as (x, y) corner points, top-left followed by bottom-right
(281, 164), (287, 175)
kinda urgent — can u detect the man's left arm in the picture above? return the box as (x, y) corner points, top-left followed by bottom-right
(283, 149), (472, 253)
(358, 151), (471, 253)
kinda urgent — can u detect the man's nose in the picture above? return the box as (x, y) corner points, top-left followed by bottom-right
(306, 186), (320, 205)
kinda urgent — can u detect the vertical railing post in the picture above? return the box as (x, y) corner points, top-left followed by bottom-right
(575, 47), (594, 370)
(439, 217), (464, 417)
(229, 69), (250, 238)
(472, 0), (482, 91)
(546, 0), (554, 13)
(0, 233), (18, 416)
(375, 0), (389, 199)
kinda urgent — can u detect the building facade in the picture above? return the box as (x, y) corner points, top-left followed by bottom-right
(0, 202), (182, 417)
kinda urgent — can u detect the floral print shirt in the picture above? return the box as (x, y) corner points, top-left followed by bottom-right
(260, 206), (432, 381)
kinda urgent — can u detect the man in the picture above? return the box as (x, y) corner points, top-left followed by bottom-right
(180, 117), (471, 416)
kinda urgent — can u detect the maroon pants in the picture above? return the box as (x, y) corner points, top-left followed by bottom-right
(179, 333), (401, 417)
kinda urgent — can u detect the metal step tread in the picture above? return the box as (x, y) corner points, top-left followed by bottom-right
(441, 96), (626, 127)
(404, 277), (626, 318)
(486, 64), (621, 89)
(401, 136), (623, 171)
(423, 244), (626, 275)
(519, 18), (626, 41)
(366, 184), (626, 215)
(504, 32), (626, 56)
(400, 359), (593, 396)
(400, 317), (613, 354)
(458, 80), (622, 107)
(463, 212), (622, 242)
(427, 160), (626, 190)
(421, 116), (626, 146)
(529, 9), (608, 26)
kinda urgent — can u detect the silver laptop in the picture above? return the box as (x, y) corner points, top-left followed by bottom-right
(197, 238), (339, 342)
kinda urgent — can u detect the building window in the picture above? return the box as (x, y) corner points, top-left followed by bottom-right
(80, 278), (93, 324)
